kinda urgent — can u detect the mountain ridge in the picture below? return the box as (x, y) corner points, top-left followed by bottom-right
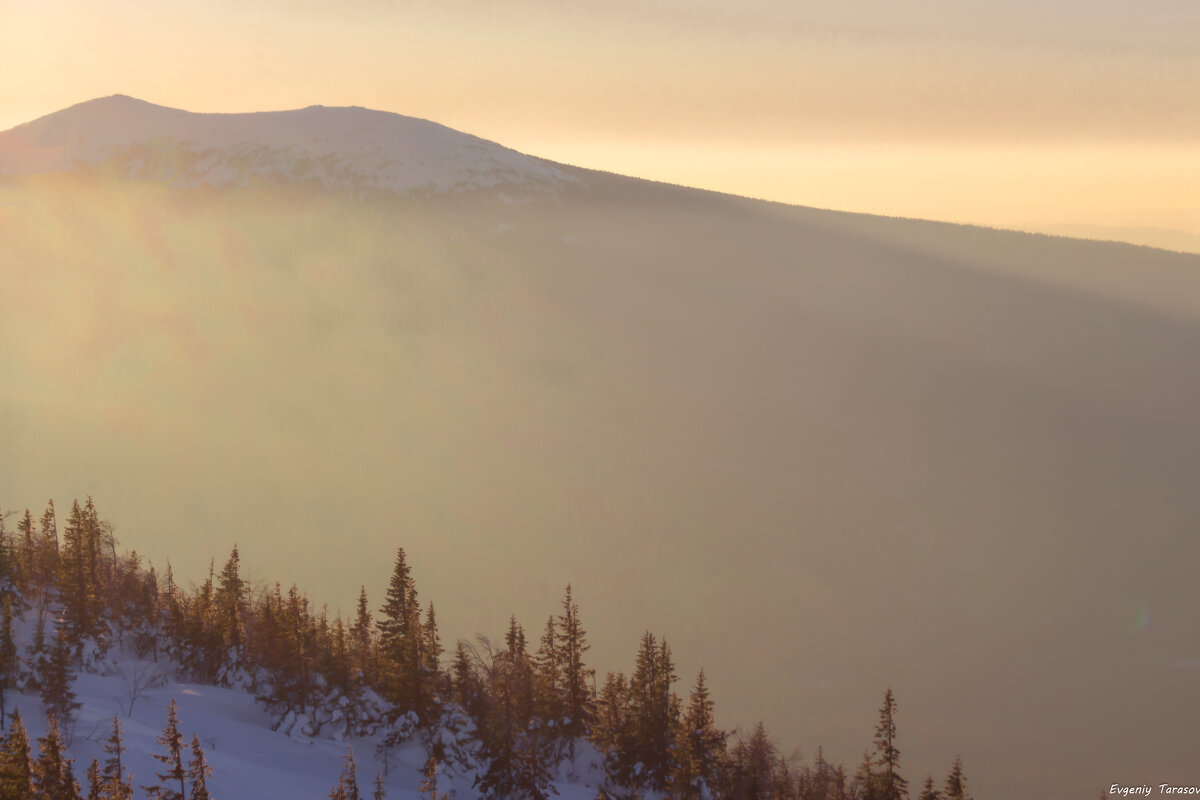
(0, 94), (579, 195)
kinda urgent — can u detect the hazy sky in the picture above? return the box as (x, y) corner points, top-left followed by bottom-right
(3, 0), (1198, 244)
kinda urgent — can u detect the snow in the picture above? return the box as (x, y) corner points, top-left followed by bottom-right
(6, 614), (607, 798)
(9, 661), (608, 799)
(0, 95), (579, 196)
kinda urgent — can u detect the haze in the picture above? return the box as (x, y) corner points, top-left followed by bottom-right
(3, 0), (1198, 250)
(3, 2), (1200, 797)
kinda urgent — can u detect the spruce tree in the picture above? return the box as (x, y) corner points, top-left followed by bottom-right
(919, 775), (941, 800)
(854, 750), (878, 800)
(533, 616), (563, 726)
(330, 617), (352, 694)
(377, 549), (422, 716)
(85, 759), (102, 800)
(743, 722), (778, 800)
(373, 764), (387, 800)
(59, 499), (94, 654)
(41, 624), (81, 723)
(15, 509), (35, 593)
(329, 748), (361, 800)
(627, 632), (679, 792)
(37, 501), (60, 594)
(808, 745), (841, 800)
(556, 585), (593, 739)
(216, 545), (246, 669)
(942, 756), (970, 800)
(188, 735), (213, 800)
(0, 601), (17, 726)
(475, 624), (555, 800)
(873, 689), (907, 800)
(0, 512), (13, 604)
(0, 709), (34, 799)
(377, 551), (415, 660)
(422, 603), (443, 702)
(450, 641), (484, 722)
(593, 671), (627, 753)
(673, 669), (725, 800)
(33, 712), (81, 800)
(351, 587), (374, 688)
(419, 753), (442, 800)
(144, 699), (186, 800)
(25, 608), (48, 694)
(101, 716), (133, 800)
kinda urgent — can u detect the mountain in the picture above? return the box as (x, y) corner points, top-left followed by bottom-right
(4, 97), (1200, 800)
(0, 94), (577, 195)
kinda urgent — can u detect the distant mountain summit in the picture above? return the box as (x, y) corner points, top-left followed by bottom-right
(0, 94), (578, 195)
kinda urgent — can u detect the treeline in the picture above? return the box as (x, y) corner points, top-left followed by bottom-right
(0, 498), (974, 799)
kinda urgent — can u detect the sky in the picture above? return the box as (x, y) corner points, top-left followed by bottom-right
(2, 0), (1198, 249)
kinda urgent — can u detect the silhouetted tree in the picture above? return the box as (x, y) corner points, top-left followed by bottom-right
(188, 735), (212, 800)
(0, 710), (34, 799)
(101, 715), (133, 800)
(144, 699), (186, 800)
(873, 689), (906, 800)
(329, 748), (361, 800)
(41, 624), (82, 723)
(33, 712), (81, 800)
(942, 756), (970, 800)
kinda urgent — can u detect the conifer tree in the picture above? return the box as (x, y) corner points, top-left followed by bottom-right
(24, 609), (49, 694)
(41, 624), (82, 723)
(373, 765), (387, 800)
(15, 509), (36, 593)
(835, 764), (849, 800)
(503, 617), (534, 729)
(873, 689), (907, 800)
(329, 617), (352, 695)
(351, 587), (374, 688)
(533, 616), (563, 725)
(329, 748), (361, 800)
(37, 501), (60, 593)
(807, 745), (842, 800)
(556, 585), (593, 739)
(85, 759), (102, 800)
(941, 756), (970, 800)
(776, 753), (798, 799)
(377, 551), (415, 661)
(33, 712), (81, 800)
(216, 545), (246, 669)
(0, 709), (34, 799)
(593, 671), (628, 755)
(627, 632), (679, 792)
(419, 753), (442, 800)
(742, 722), (778, 800)
(0, 601), (17, 726)
(475, 625), (555, 800)
(0, 512), (14, 605)
(672, 669), (725, 799)
(919, 775), (941, 800)
(854, 750), (878, 800)
(59, 499), (95, 654)
(144, 699), (187, 800)
(450, 641), (485, 722)
(101, 716), (133, 800)
(188, 735), (213, 800)
(378, 549), (424, 717)
(422, 603), (443, 701)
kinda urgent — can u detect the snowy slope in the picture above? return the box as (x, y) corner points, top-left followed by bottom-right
(13, 645), (606, 799)
(0, 95), (578, 195)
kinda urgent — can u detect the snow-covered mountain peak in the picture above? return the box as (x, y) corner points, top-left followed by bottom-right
(0, 95), (578, 195)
